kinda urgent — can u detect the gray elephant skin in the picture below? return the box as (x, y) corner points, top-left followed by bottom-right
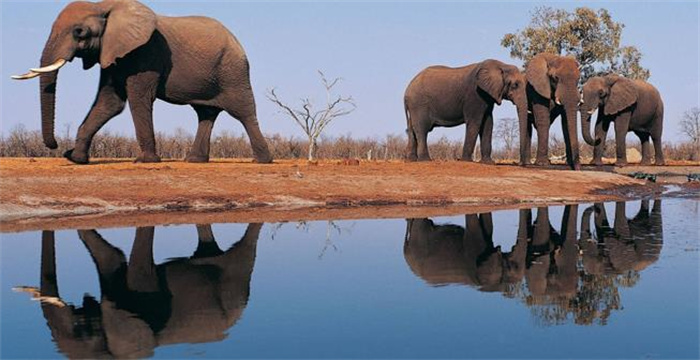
(580, 75), (665, 166)
(404, 59), (528, 163)
(36, 224), (260, 358)
(524, 53), (582, 169)
(13, 0), (272, 164)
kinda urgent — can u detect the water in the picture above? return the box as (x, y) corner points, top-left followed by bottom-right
(1, 198), (698, 359)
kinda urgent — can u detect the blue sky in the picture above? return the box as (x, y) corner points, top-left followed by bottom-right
(1, 1), (698, 144)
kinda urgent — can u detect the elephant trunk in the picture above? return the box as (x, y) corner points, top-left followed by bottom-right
(581, 111), (596, 146)
(39, 40), (63, 150)
(564, 100), (581, 169)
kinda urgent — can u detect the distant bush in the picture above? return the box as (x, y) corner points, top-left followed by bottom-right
(0, 125), (696, 162)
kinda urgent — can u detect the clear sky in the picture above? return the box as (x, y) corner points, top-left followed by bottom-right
(1, 1), (698, 144)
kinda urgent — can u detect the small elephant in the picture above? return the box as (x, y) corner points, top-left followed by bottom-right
(580, 75), (665, 166)
(523, 53), (582, 169)
(34, 224), (260, 358)
(12, 0), (273, 164)
(404, 59), (528, 163)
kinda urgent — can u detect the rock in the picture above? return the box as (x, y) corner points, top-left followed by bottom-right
(626, 148), (642, 163)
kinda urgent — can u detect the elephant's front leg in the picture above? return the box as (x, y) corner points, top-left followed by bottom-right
(478, 111), (495, 164)
(519, 114), (533, 166)
(592, 118), (609, 166)
(462, 118), (480, 162)
(126, 74), (161, 163)
(532, 102), (551, 166)
(636, 132), (653, 166)
(186, 106), (222, 163)
(66, 73), (126, 164)
(614, 113), (632, 166)
(127, 227), (159, 293)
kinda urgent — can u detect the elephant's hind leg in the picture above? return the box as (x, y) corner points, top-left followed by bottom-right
(186, 106), (221, 163)
(636, 132), (653, 166)
(126, 73), (161, 163)
(651, 110), (665, 166)
(222, 95), (273, 164)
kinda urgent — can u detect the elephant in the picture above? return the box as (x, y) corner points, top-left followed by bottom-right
(12, 0), (273, 165)
(522, 53), (582, 169)
(404, 59), (529, 163)
(580, 75), (665, 166)
(579, 200), (663, 275)
(33, 223), (260, 358)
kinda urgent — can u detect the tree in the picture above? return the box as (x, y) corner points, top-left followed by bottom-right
(266, 71), (356, 161)
(680, 107), (700, 159)
(501, 6), (650, 82)
(495, 117), (519, 160)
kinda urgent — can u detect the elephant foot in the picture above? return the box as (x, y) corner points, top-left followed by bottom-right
(252, 155), (273, 164)
(592, 159), (604, 167)
(406, 154), (418, 162)
(640, 159), (652, 166)
(534, 158), (550, 167)
(460, 156), (474, 162)
(185, 154), (210, 163)
(571, 163), (581, 171)
(480, 158), (495, 165)
(615, 160), (628, 167)
(63, 149), (89, 165)
(416, 157), (432, 162)
(654, 160), (666, 166)
(134, 153), (161, 163)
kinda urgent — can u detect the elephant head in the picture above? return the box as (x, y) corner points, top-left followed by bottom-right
(12, 0), (157, 150)
(580, 75), (639, 146)
(477, 60), (529, 132)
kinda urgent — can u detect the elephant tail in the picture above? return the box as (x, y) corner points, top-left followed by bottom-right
(404, 101), (416, 148)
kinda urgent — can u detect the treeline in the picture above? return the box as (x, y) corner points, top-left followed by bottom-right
(0, 126), (697, 161)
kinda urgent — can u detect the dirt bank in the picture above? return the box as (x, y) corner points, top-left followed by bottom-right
(1, 157), (688, 232)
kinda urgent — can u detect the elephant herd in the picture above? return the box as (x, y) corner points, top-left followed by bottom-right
(406, 55), (666, 169)
(12, 0), (665, 169)
(24, 200), (662, 357)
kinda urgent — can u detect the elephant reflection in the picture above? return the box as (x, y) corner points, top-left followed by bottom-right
(580, 200), (663, 276)
(36, 223), (260, 358)
(403, 202), (664, 325)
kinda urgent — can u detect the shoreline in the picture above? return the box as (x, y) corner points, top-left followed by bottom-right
(1, 158), (695, 233)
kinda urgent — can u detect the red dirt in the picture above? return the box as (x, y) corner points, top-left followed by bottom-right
(0, 157), (674, 232)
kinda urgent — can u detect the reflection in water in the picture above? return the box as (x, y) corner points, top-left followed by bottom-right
(404, 200), (663, 325)
(36, 224), (260, 358)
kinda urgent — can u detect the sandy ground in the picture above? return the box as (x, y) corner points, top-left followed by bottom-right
(1, 157), (697, 232)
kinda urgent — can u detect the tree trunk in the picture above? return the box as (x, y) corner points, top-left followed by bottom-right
(308, 138), (316, 161)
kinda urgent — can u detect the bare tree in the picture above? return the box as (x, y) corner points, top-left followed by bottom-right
(680, 107), (700, 160)
(266, 71), (356, 161)
(495, 117), (519, 160)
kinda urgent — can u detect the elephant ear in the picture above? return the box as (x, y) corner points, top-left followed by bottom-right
(476, 60), (505, 105)
(604, 75), (638, 115)
(526, 53), (556, 99)
(98, 0), (157, 69)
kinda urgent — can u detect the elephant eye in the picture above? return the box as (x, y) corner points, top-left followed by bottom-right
(73, 26), (89, 39)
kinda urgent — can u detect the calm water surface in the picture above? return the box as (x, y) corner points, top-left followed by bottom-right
(1, 198), (698, 359)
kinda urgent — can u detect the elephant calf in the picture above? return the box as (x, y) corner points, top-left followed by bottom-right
(404, 59), (528, 163)
(580, 75), (665, 166)
(13, 0), (273, 164)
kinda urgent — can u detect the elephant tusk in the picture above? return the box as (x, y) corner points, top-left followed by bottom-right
(587, 109), (596, 115)
(527, 110), (532, 114)
(555, 97), (562, 105)
(30, 58), (67, 73)
(11, 71), (41, 80)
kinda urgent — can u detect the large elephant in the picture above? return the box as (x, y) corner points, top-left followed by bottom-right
(579, 200), (663, 275)
(580, 75), (665, 166)
(33, 223), (260, 358)
(404, 59), (528, 163)
(12, 0), (272, 164)
(523, 53), (582, 169)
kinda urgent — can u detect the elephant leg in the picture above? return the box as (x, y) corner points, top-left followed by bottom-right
(479, 110), (494, 164)
(406, 123), (418, 162)
(67, 73), (126, 164)
(532, 102), (550, 166)
(410, 110), (431, 161)
(127, 227), (159, 293)
(651, 112), (665, 165)
(462, 119), (480, 162)
(40, 231), (59, 298)
(592, 120), (609, 166)
(186, 106), (221, 163)
(637, 132), (653, 166)
(222, 94), (273, 163)
(614, 113), (631, 166)
(193, 224), (224, 258)
(78, 230), (127, 283)
(613, 202), (631, 238)
(126, 74), (160, 163)
(519, 114), (533, 165)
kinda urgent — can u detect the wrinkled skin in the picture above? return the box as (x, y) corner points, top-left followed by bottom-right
(580, 75), (665, 166)
(579, 200), (663, 274)
(523, 53), (582, 170)
(18, 0), (272, 164)
(404, 59), (528, 163)
(36, 224), (260, 358)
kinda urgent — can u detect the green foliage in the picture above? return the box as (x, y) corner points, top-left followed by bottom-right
(501, 6), (650, 82)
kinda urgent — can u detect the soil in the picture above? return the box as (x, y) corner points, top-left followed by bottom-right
(1, 157), (696, 233)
